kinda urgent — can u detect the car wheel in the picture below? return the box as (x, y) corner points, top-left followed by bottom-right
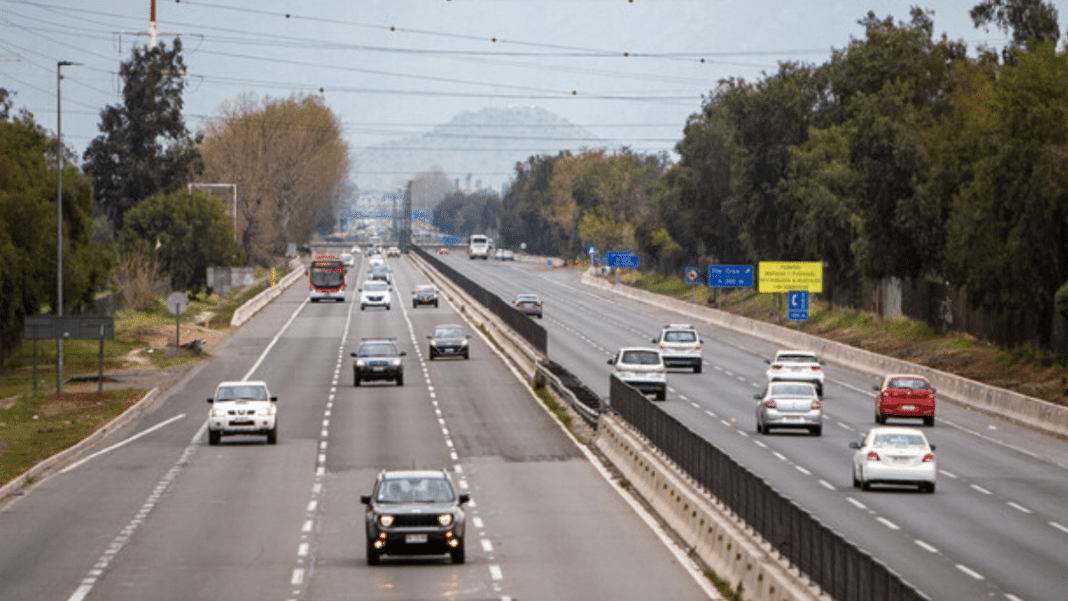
(852, 467), (860, 489)
(860, 474), (871, 491)
(755, 421), (763, 434)
(311, 298), (318, 303)
(655, 390), (666, 401)
(366, 540), (380, 566)
(396, 374), (404, 386)
(923, 416), (935, 427)
(875, 410), (885, 424)
(360, 304), (365, 310)
(816, 384), (824, 398)
(208, 429), (221, 446)
(811, 425), (822, 436)
(353, 372), (361, 386)
(693, 364), (702, 374)
(463, 351), (469, 360)
(386, 305), (391, 311)
(450, 540), (465, 564)
(925, 482), (936, 493)
(433, 301), (438, 307)
(266, 425), (278, 445)
(413, 302), (417, 308)
(429, 350), (435, 360)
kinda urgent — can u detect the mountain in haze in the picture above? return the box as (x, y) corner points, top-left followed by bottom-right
(354, 106), (601, 194)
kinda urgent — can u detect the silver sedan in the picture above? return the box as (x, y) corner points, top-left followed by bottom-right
(754, 381), (822, 436)
(513, 294), (543, 318)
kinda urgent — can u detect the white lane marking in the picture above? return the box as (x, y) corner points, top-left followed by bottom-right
(472, 516), (484, 529)
(846, 497), (867, 510)
(956, 564), (985, 580)
(1004, 594), (1025, 601)
(297, 543), (309, 557)
(60, 413), (186, 474)
(481, 538), (494, 552)
(876, 517), (900, 530)
(836, 421), (853, 431)
(794, 465), (811, 476)
(302, 520), (313, 533)
(244, 296), (308, 379)
(291, 568), (305, 585)
(939, 469), (959, 479)
(772, 451), (787, 462)
(752, 440), (767, 448)
(1050, 521), (1068, 535)
(1007, 502), (1032, 514)
(489, 565), (503, 580)
(970, 484), (992, 495)
(818, 480), (835, 491)
(914, 539), (939, 553)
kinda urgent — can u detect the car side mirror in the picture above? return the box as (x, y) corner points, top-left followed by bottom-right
(607, 358), (614, 365)
(350, 352), (357, 357)
(459, 493), (470, 504)
(465, 334), (471, 338)
(753, 394), (761, 400)
(931, 388), (937, 394)
(848, 441), (861, 449)
(360, 494), (371, 505)
(650, 338), (657, 343)
(206, 398), (214, 404)
(427, 335), (432, 339)
(930, 444), (936, 451)
(872, 385), (880, 391)
(399, 351), (407, 356)
(763, 358), (771, 365)
(270, 396), (278, 402)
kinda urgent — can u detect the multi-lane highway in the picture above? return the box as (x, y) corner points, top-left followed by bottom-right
(0, 252), (714, 601)
(441, 251), (1068, 601)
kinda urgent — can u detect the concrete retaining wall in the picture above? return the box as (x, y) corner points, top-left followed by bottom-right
(582, 271), (1068, 438)
(230, 259), (306, 328)
(595, 413), (827, 601)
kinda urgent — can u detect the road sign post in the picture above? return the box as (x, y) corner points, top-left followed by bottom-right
(708, 265), (754, 312)
(787, 290), (809, 321)
(607, 251), (639, 285)
(24, 316), (114, 394)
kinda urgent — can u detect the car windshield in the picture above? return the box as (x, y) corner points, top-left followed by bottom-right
(768, 383), (815, 396)
(215, 385), (268, 400)
(664, 331), (696, 342)
(888, 378), (929, 390)
(778, 353), (818, 363)
(872, 433), (927, 448)
(364, 282), (387, 291)
(414, 286), (433, 293)
(621, 350), (660, 365)
(376, 477), (455, 503)
(359, 343), (398, 357)
(435, 326), (464, 338)
(518, 295), (538, 302)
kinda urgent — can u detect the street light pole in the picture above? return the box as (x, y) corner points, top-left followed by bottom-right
(56, 60), (78, 395)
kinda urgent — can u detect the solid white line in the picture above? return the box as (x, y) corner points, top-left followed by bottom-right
(914, 539), (939, 553)
(59, 413), (186, 474)
(244, 297), (307, 380)
(956, 564), (985, 580)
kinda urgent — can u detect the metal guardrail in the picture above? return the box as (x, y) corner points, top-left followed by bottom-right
(609, 375), (929, 601)
(412, 245), (547, 355)
(536, 360), (601, 426)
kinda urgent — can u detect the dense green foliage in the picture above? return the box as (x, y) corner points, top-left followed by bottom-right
(0, 99), (107, 366)
(82, 39), (202, 234)
(118, 191), (240, 293)
(498, 1), (1068, 347)
(434, 189), (501, 240)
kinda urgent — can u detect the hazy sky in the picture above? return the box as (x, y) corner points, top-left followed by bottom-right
(0, 0), (1056, 188)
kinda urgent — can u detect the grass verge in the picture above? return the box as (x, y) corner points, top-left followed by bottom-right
(531, 375), (586, 444)
(0, 388), (144, 487)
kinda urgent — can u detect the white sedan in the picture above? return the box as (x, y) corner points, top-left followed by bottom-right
(849, 427), (936, 493)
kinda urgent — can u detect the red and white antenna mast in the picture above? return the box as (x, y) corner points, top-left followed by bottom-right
(149, 0), (158, 48)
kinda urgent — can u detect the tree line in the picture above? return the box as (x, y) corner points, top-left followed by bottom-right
(498, 1), (1068, 350)
(0, 39), (350, 365)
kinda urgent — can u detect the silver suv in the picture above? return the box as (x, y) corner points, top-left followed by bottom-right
(651, 324), (703, 373)
(361, 469), (470, 565)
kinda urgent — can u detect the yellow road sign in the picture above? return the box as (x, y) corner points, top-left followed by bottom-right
(758, 261), (823, 293)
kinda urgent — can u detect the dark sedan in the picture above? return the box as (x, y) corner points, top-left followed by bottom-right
(428, 324), (470, 360)
(412, 284), (439, 308)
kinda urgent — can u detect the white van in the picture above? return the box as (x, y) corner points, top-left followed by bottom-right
(468, 235), (491, 260)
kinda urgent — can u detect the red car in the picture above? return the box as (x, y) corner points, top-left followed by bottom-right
(874, 375), (936, 426)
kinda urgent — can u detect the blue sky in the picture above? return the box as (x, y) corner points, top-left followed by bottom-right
(0, 0), (1050, 188)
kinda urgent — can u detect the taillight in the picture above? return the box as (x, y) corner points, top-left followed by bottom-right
(516, 302), (522, 307)
(866, 451), (880, 462)
(658, 345), (666, 350)
(535, 302), (541, 306)
(922, 453), (935, 463)
(771, 364), (782, 370)
(694, 345), (702, 350)
(811, 366), (822, 371)
(764, 399), (776, 408)
(811, 400), (822, 410)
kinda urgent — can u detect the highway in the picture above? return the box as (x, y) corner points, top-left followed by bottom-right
(442, 251), (1068, 601)
(0, 252), (713, 601)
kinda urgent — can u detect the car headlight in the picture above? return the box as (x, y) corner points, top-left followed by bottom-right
(429, 340), (438, 347)
(211, 409), (226, 418)
(356, 360), (366, 368)
(460, 339), (468, 347)
(438, 513), (454, 527)
(378, 514), (394, 527)
(392, 359), (401, 367)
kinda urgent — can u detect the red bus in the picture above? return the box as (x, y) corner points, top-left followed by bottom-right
(309, 255), (347, 302)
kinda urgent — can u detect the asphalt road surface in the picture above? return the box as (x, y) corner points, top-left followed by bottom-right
(0, 253), (715, 601)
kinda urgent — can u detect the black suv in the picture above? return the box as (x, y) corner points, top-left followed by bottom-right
(361, 469), (469, 565)
(428, 324), (470, 360)
(351, 339), (406, 386)
(412, 284), (439, 308)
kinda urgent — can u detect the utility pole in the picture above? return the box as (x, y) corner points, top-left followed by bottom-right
(56, 60), (80, 394)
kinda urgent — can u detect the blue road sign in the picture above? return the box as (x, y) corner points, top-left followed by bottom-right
(708, 265), (754, 288)
(607, 251), (640, 269)
(684, 266), (701, 284)
(442, 235), (458, 245)
(587, 245), (597, 256)
(788, 290), (809, 320)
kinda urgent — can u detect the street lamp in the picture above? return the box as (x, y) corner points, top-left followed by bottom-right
(188, 183), (237, 242)
(56, 60), (80, 395)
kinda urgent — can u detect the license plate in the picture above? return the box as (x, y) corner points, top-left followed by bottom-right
(230, 420), (253, 426)
(405, 534), (428, 544)
(902, 405), (916, 411)
(372, 367), (385, 372)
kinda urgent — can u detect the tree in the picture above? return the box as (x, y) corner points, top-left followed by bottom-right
(118, 191), (240, 292)
(83, 39), (202, 234)
(433, 189), (501, 239)
(0, 109), (106, 366)
(499, 154), (561, 255)
(971, 0), (1060, 62)
(199, 94), (350, 262)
